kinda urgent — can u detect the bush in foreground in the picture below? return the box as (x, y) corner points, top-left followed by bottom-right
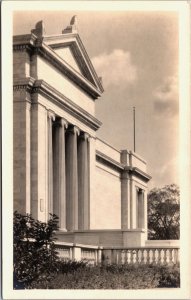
(29, 263), (180, 289)
(13, 211), (60, 289)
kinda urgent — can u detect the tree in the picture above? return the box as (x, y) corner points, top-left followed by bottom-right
(148, 184), (180, 240)
(13, 211), (60, 289)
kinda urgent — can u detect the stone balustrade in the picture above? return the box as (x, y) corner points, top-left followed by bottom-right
(54, 242), (180, 266)
(102, 247), (180, 265)
(54, 242), (102, 265)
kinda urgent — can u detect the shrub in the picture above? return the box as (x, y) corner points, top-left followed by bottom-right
(38, 263), (180, 289)
(47, 264), (160, 289)
(156, 264), (180, 288)
(58, 259), (87, 274)
(13, 211), (60, 289)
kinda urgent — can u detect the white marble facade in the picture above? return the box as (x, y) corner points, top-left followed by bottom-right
(13, 18), (151, 247)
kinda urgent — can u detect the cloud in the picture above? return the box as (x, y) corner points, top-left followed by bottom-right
(92, 49), (137, 89)
(149, 155), (179, 189)
(153, 75), (178, 116)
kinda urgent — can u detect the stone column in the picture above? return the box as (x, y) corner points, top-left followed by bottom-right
(121, 169), (130, 229)
(120, 150), (130, 229)
(48, 110), (55, 216)
(78, 132), (89, 230)
(137, 188), (145, 229)
(66, 125), (80, 231)
(53, 118), (68, 231)
(88, 136), (96, 229)
(129, 177), (134, 229)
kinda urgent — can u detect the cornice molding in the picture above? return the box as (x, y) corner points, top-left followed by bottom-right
(37, 45), (101, 99)
(13, 77), (35, 91)
(50, 41), (95, 86)
(96, 150), (151, 183)
(75, 34), (104, 93)
(13, 33), (103, 99)
(49, 35), (104, 93)
(125, 166), (151, 183)
(96, 150), (124, 172)
(13, 77), (102, 131)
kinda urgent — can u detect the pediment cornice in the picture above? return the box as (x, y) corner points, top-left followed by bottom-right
(13, 33), (103, 99)
(45, 33), (104, 93)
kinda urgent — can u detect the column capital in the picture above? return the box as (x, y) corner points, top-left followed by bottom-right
(136, 187), (143, 193)
(47, 110), (55, 121)
(68, 125), (80, 136)
(79, 132), (90, 141)
(60, 118), (68, 129)
(121, 170), (130, 180)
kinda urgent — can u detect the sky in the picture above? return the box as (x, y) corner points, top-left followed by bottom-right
(13, 10), (179, 190)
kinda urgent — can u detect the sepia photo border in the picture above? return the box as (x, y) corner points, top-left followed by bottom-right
(2, 1), (191, 299)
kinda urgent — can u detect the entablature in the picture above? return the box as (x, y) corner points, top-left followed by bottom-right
(125, 166), (152, 183)
(13, 77), (102, 131)
(96, 150), (151, 183)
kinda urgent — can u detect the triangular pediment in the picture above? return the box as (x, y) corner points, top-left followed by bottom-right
(43, 33), (104, 93)
(53, 46), (82, 74)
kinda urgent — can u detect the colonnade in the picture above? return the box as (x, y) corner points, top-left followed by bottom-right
(48, 112), (90, 231)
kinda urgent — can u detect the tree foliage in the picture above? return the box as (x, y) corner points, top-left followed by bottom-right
(148, 184), (180, 240)
(13, 211), (60, 289)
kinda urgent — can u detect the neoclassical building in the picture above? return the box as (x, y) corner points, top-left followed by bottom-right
(13, 18), (151, 248)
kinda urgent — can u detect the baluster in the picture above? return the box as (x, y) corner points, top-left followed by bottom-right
(133, 250), (136, 264)
(166, 249), (170, 264)
(141, 249), (145, 264)
(130, 250), (134, 264)
(135, 249), (138, 264)
(152, 249), (156, 264)
(116, 250), (119, 264)
(163, 249), (167, 264)
(158, 249), (162, 265)
(122, 250), (125, 264)
(157, 249), (161, 265)
(155, 248), (159, 264)
(146, 249), (150, 264)
(127, 250), (131, 264)
(124, 250), (128, 264)
(160, 249), (163, 264)
(118, 250), (122, 265)
(137, 249), (141, 264)
(169, 249), (173, 264)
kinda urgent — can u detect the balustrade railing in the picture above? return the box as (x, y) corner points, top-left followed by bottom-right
(102, 247), (180, 265)
(54, 242), (102, 265)
(55, 245), (72, 261)
(54, 242), (179, 266)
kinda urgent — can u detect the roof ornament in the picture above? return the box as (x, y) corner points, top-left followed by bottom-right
(62, 15), (78, 34)
(31, 20), (46, 37)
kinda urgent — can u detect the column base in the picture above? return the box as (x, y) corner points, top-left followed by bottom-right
(123, 229), (147, 247)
